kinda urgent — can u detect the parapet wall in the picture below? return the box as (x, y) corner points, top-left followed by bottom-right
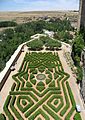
(0, 42), (27, 91)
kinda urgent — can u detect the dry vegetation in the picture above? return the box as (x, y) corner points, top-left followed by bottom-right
(0, 11), (78, 24)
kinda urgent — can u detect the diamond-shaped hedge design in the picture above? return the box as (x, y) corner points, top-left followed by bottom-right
(2, 52), (81, 120)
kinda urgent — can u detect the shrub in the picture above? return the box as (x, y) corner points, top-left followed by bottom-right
(45, 70), (50, 74)
(25, 91), (61, 118)
(12, 75), (20, 91)
(30, 74), (35, 79)
(32, 69), (37, 74)
(38, 66), (45, 73)
(26, 82), (32, 87)
(27, 39), (43, 51)
(37, 82), (45, 86)
(11, 83), (16, 91)
(0, 114), (6, 120)
(23, 73), (28, 80)
(73, 113), (82, 120)
(54, 73), (58, 79)
(36, 86), (45, 92)
(17, 96), (34, 113)
(22, 100), (27, 106)
(54, 100), (58, 105)
(60, 76), (70, 116)
(3, 95), (14, 120)
(48, 73), (52, 79)
(29, 108), (50, 120)
(47, 95), (63, 113)
(46, 79), (51, 84)
(43, 105), (61, 120)
(49, 81), (55, 87)
(48, 68), (53, 72)
(30, 68), (35, 73)
(0, 21), (17, 27)
(10, 96), (24, 120)
(37, 118), (42, 120)
(30, 79), (36, 85)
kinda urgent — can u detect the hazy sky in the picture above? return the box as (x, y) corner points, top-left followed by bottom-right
(0, 0), (79, 11)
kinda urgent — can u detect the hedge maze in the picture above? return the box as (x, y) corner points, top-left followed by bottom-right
(2, 52), (82, 120)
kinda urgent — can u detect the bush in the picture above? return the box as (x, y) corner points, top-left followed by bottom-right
(60, 76), (70, 116)
(30, 68), (35, 73)
(48, 68), (53, 72)
(48, 73), (52, 79)
(0, 114), (6, 120)
(54, 73), (58, 79)
(23, 73), (28, 80)
(12, 75), (20, 91)
(17, 96), (34, 113)
(25, 91), (61, 118)
(27, 39), (43, 51)
(37, 82), (45, 86)
(32, 69), (37, 74)
(11, 83), (16, 91)
(10, 96), (24, 120)
(36, 86), (45, 92)
(29, 108), (50, 120)
(54, 100), (58, 105)
(49, 81), (55, 87)
(22, 100), (27, 106)
(46, 79), (51, 84)
(65, 81), (76, 120)
(38, 66), (45, 73)
(43, 105), (61, 120)
(30, 79), (36, 85)
(3, 95), (14, 120)
(0, 21), (17, 27)
(26, 82), (32, 87)
(47, 95), (63, 113)
(73, 113), (82, 120)
(30, 74), (35, 79)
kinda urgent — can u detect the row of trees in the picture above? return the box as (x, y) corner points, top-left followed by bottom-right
(54, 31), (73, 43)
(27, 36), (61, 51)
(0, 21), (17, 28)
(72, 34), (84, 83)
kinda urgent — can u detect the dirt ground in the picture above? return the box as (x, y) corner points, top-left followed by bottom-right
(0, 11), (78, 24)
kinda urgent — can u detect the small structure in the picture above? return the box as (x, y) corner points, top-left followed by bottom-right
(43, 29), (54, 38)
(21, 48), (24, 52)
(31, 34), (46, 39)
(10, 66), (15, 71)
(76, 105), (81, 112)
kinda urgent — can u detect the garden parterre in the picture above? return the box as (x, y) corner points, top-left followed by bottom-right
(0, 52), (82, 120)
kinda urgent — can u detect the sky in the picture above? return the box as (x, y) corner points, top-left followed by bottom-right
(0, 0), (79, 11)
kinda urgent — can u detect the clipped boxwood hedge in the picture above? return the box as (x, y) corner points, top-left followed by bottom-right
(0, 114), (6, 120)
(73, 113), (82, 120)
(30, 79), (36, 85)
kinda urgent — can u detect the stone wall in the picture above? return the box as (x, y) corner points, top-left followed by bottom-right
(0, 46), (23, 91)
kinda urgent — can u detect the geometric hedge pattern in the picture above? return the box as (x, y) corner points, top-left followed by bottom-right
(2, 52), (81, 120)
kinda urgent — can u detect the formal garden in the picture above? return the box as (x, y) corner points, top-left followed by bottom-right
(0, 52), (82, 120)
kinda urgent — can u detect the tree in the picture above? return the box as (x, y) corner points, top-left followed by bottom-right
(27, 39), (43, 50)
